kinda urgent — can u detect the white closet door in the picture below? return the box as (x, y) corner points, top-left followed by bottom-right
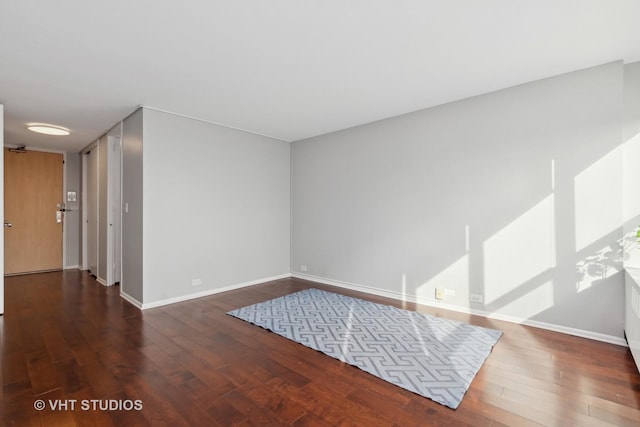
(98, 138), (108, 283)
(87, 147), (98, 276)
(107, 133), (122, 286)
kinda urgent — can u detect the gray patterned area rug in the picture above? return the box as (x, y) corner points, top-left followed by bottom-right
(227, 288), (502, 409)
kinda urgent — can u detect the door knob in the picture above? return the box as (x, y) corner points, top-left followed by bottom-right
(4, 221), (12, 228)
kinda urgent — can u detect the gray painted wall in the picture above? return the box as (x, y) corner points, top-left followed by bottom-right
(624, 62), (640, 142)
(122, 109), (144, 303)
(142, 108), (291, 304)
(623, 62), (640, 268)
(292, 61), (625, 339)
(64, 152), (81, 268)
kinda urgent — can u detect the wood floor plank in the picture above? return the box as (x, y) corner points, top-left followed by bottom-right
(347, 389), (449, 427)
(291, 410), (334, 427)
(66, 387), (117, 427)
(39, 320), (75, 363)
(137, 343), (195, 386)
(18, 319), (47, 355)
(1, 379), (40, 426)
(67, 335), (99, 367)
(588, 403), (640, 427)
(464, 387), (549, 427)
(24, 350), (60, 396)
(119, 371), (190, 427)
(400, 397), (478, 427)
(137, 369), (224, 427)
(35, 387), (79, 426)
(497, 385), (612, 426)
(215, 388), (284, 426)
(97, 390), (151, 427)
(2, 351), (28, 386)
(269, 379), (381, 426)
(206, 394), (248, 425)
(0, 316), (23, 355)
(2, 270), (640, 426)
(52, 358), (90, 395)
(80, 360), (122, 399)
(243, 382), (307, 425)
(345, 385), (411, 414)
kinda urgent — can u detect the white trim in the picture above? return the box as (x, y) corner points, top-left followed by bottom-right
(292, 272), (628, 347)
(62, 152), (67, 270)
(79, 107), (139, 155)
(80, 140), (99, 155)
(1, 105), (4, 315)
(140, 273), (292, 310)
(120, 291), (143, 309)
(85, 144), (99, 276)
(64, 265), (81, 270)
(140, 105), (291, 143)
(96, 277), (108, 286)
(106, 124), (123, 287)
(289, 145), (294, 274)
(81, 153), (88, 270)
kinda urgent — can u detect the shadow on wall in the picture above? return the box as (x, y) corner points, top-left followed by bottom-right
(409, 138), (635, 338)
(292, 62), (635, 339)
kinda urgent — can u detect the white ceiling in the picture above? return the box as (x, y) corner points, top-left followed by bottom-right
(1, 0), (639, 153)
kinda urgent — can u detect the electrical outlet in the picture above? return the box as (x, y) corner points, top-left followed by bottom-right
(470, 294), (483, 303)
(191, 278), (202, 287)
(435, 288), (445, 300)
(300, 265), (308, 272)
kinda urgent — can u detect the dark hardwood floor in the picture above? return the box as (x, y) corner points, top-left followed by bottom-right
(1, 270), (639, 426)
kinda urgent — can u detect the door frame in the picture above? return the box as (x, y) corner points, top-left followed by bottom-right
(81, 141), (98, 274)
(4, 144), (67, 275)
(106, 124), (122, 286)
(81, 150), (88, 271)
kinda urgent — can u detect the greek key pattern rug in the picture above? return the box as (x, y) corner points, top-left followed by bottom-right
(227, 288), (502, 409)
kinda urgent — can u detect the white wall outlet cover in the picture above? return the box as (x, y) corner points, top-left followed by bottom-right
(470, 294), (483, 303)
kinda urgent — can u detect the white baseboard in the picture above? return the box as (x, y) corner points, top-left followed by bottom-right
(292, 273), (627, 347)
(120, 291), (143, 309)
(139, 273), (293, 310)
(96, 277), (107, 286)
(64, 265), (81, 270)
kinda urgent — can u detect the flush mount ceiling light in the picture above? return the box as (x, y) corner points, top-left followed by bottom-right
(27, 123), (70, 136)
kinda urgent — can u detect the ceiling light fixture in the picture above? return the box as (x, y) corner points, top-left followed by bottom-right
(27, 123), (70, 136)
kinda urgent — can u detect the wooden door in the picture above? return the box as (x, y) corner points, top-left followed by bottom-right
(4, 148), (63, 274)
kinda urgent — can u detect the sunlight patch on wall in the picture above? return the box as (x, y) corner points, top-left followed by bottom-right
(623, 133), (640, 268)
(401, 273), (408, 309)
(484, 195), (555, 305)
(623, 133), (640, 223)
(574, 146), (623, 252)
(576, 243), (621, 293)
(416, 254), (468, 301)
(498, 281), (554, 320)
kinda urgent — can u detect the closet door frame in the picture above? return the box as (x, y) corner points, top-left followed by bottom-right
(82, 142), (99, 276)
